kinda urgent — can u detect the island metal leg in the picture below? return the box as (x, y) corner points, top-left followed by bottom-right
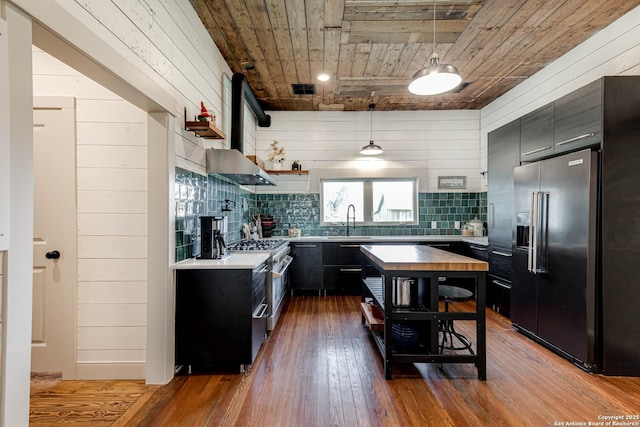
(476, 272), (487, 380)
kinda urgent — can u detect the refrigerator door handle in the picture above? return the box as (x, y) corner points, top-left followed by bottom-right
(528, 191), (537, 273)
(536, 191), (550, 273)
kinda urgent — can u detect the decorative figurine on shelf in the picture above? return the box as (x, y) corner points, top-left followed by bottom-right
(292, 160), (300, 171)
(197, 101), (213, 122)
(268, 140), (286, 169)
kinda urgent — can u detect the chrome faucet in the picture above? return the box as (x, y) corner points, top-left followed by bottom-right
(346, 204), (356, 236)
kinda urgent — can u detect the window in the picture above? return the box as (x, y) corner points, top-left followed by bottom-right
(320, 178), (418, 225)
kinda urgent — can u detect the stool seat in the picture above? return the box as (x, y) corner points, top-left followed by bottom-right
(438, 285), (473, 302)
(438, 285), (474, 354)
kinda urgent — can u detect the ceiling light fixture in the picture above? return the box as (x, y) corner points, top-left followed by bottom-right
(360, 104), (383, 156)
(408, 1), (462, 96)
(317, 73), (330, 82)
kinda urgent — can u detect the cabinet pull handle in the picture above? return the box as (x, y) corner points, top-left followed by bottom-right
(258, 264), (269, 274)
(294, 244), (316, 248)
(340, 244), (360, 248)
(522, 146), (552, 156)
(491, 251), (512, 257)
(469, 246), (487, 251)
(429, 243), (450, 247)
(556, 132), (597, 146)
(253, 303), (268, 319)
(488, 203), (495, 229)
(492, 279), (511, 290)
(340, 268), (363, 272)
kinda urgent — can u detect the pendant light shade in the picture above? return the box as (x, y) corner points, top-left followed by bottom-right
(361, 140), (383, 155)
(408, 53), (462, 95)
(360, 104), (383, 155)
(408, 2), (462, 96)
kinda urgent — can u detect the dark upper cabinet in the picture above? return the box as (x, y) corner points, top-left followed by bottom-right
(520, 103), (554, 162)
(488, 120), (520, 251)
(553, 79), (602, 155)
(290, 242), (323, 291)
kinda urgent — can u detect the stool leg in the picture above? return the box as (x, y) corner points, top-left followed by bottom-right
(438, 300), (474, 354)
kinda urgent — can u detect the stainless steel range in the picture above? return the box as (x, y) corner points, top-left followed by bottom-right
(227, 239), (292, 331)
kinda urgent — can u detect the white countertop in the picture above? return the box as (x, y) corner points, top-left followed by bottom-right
(172, 253), (270, 270)
(285, 235), (488, 246)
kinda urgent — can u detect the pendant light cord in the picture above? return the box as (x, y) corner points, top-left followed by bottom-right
(432, 1), (436, 56)
(370, 104), (373, 141)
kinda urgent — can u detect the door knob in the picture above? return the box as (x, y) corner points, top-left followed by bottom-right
(45, 250), (60, 260)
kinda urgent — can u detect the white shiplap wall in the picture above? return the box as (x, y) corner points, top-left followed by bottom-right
(33, 47), (149, 378)
(479, 5), (640, 186)
(256, 110), (481, 193)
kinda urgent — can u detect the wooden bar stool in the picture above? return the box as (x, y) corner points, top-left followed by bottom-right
(438, 285), (474, 354)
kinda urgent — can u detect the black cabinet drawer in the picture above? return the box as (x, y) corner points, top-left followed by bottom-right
(322, 242), (363, 265)
(488, 274), (511, 318)
(468, 244), (489, 261)
(488, 247), (512, 281)
(323, 265), (363, 294)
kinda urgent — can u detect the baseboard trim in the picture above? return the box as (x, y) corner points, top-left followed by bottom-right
(75, 362), (145, 380)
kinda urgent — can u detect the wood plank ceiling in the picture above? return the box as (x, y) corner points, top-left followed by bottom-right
(191, 0), (639, 111)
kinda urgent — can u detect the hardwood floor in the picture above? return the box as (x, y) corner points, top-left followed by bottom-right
(31, 295), (640, 426)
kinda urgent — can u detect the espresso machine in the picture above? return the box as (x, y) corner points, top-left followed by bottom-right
(198, 216), (228, 259)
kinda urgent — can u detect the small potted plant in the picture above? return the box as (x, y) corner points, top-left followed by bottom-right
(268, 140), (286, 169)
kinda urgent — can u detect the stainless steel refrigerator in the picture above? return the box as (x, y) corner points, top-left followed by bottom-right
(512, 148), (598, 371)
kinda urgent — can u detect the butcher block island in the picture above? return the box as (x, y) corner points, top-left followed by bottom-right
(360, 245), (488, 380)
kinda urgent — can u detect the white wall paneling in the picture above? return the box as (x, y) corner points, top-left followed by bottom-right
(0, 18), (9, 251)
(257, 110), (482, 193)
(33, 46), (150, 378)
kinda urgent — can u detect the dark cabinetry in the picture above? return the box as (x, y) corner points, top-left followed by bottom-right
(487, 120), (519, 318)
(322, 242), (363, 294)
(290, 242), (323, 292)
(175, 263), (268, 372)
(488, 120), (520, 250)
(520, 104), (554, 162)
(554, 80), (602, 154)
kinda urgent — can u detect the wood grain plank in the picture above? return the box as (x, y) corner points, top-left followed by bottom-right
(31, 295), (640, 426)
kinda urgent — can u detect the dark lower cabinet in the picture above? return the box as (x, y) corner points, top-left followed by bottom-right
(323, 242), (364, 294)
(290, 242), (323, 292)
(175, 264), (268, 372)
(488, 274), (511, 318)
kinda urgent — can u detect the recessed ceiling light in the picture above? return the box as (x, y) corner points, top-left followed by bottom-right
(317, 73), (330, 82)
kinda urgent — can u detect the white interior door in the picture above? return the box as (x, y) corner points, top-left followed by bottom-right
(31, 97), (77, 377)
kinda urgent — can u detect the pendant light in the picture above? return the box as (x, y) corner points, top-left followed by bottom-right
(360, 104), (383, 155)
(408, 1), (462, 95)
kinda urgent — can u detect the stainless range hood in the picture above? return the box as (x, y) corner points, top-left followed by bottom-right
(205, 149), (276, 186)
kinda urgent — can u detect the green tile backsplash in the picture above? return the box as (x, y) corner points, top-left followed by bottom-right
(174, 167), (487, 261)
(256, 192), (487, 237)
(174, 168), (257, 261)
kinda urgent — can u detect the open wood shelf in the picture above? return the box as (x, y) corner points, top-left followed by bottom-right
(265, 170), (309, 175)
(185, 120), (226, 139)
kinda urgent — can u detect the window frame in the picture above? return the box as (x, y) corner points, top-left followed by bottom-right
(320, 177), (419, 226)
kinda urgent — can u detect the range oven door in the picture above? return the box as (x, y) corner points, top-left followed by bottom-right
(268, 254), (292, 330)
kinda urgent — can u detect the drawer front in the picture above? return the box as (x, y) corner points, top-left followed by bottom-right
(487, 274), (511, 318)
(468, 244), (489, 261)
(322, 242), (363, 265)
(323, 265), (363, 294)
(488, 247), (512, 281)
